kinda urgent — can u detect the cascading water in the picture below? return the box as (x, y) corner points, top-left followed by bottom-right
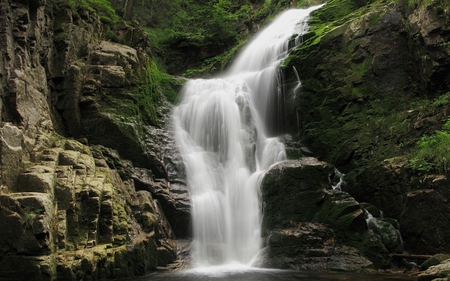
(173, 6), (322, 268)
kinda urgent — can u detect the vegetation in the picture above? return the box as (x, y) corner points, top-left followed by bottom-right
(408, 118), (450, 174)
(280, 0), (450, 191)
(101, 61), (180, 128)
(135, 61), (180, 126)
(108, 0), (328, 75)
(63, 0), (120, 22)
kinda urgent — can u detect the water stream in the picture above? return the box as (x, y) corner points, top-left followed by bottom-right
(173, 6), (322, 267)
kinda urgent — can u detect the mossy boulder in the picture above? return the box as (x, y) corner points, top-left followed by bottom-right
(261, 157), (333, 230)
(261, 157), (397, 269)
(422, 254), (450, 271)
(418, 258), (450, 281)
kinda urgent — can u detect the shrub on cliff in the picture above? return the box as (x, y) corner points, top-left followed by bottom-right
(408, 118), (450, 174)
(64, 0), (120, 23)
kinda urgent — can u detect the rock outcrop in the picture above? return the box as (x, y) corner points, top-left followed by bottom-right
(0, 0), (187, 279)
(0, 137), (176, 280)
(283, 0), (450, 258)
(260, 157), (404, 270)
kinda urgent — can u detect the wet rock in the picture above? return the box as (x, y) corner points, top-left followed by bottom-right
(0, 124), (27, 189)
(263, 222), (373, 271)
(0, 0), (180, 279)
(261, 157), (394, 269)
(283, 0), (450, 259)
(418, 258), (450, 281)
(0, 136), (177, 280)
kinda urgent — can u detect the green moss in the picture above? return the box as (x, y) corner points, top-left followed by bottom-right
(407, 118), (450, 174)
(352, 231), (391, 268)
(100, 60), (180, 128)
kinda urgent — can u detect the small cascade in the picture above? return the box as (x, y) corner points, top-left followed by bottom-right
(364, 210), (405, 254)
(173, 5), (323, 267)
(330, 168), (345, 192)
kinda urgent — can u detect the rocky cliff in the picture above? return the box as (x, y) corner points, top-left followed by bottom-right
(0, 0), (188, 280)
(281, 0), (450, 264)
(2, 0), (450, 279)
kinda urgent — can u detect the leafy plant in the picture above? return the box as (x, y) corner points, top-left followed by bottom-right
(408, 119), (450, 174)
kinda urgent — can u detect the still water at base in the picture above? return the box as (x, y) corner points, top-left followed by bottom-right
(118, 267), (415, 281)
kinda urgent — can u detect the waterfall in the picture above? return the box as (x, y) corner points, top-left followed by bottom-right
(173, 5), (322, 267)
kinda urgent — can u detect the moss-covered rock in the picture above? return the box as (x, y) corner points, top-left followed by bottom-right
(282, 0), (450, 256)
(418, 258), (450, 281)
(422, 254), (450, 271)
(261, 157), (399, 269)
(0, 135), (177, 280)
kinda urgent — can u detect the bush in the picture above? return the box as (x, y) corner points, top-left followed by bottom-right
(64, 0), (119, 23)
(408, 119), (450, 174)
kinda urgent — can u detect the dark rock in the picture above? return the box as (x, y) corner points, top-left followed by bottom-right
(262, 222), (373, 271)
(283, 0), (450, 258)
(421, 254), (450, 271)
(261, 157), (395, 270)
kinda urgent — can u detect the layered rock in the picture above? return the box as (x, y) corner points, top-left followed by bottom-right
(0, 137), (176, 280)
(0, 0), (186, 279)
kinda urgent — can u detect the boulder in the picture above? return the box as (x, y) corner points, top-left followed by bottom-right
(418, 258), (450, 281)
(263, 222), (373, 272)
(261, 157), (397, 269)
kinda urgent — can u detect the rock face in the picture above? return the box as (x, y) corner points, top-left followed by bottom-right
(0, 0), (187, 279)
(260, 157), (404, 270)
(282, 0), (450, 257)
(0, 138), (176, 280)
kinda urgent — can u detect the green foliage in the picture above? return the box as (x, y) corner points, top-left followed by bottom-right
(410, 131), (450, 173)
(410, 92), (450, 118)
(63, 0), (119, 23)
(408, 119), (450, 174)
(165, 0), (236, 43)
(134, 61), (179, 126)
(404, 0), (450, 9)
(296, 0), (327, 8)
(184, 40), (246, 77)
(437, 41), (450, 48)
(141, 0), (329, 75)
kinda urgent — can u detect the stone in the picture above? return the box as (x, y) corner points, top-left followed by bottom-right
(0, 123), (26, 189)
(58, 150), (81, 166)
(418, 259), (450, 281)
(261, 157), (334, 229)
(0, 193), (54, 255)
(261, 157), (394, 269)
(17, 165), (55, 194)
(90, 65), (126, 88)
(263, 222), (373, 271)
(0, 255), (56, 281)
(422, 254), (450, 271)
(98, 40), (138, 65)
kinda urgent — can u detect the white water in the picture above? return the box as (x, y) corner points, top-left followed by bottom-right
(173, 6), (322, 267)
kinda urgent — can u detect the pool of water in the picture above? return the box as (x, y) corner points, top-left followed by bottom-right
(118, 268), (416, 281)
